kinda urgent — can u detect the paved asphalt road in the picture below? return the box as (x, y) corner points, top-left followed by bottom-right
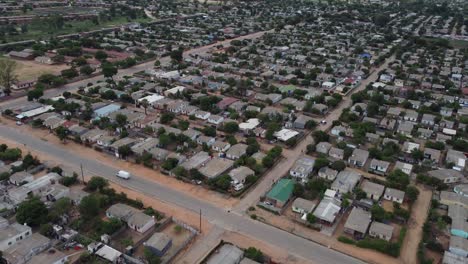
(0, 124), (363, 264)
(0, 32), (395, 264)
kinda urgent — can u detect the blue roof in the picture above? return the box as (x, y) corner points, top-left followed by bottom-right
(360, 53), (372, 58)
(94, 103), (121, 117)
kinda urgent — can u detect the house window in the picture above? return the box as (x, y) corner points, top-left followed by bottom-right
(25, 232), (30, 236)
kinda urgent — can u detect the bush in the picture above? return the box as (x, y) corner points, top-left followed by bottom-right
(338, 236), (355, 244)
(356, 238), (400, 257)
(244, 247), (264, 262)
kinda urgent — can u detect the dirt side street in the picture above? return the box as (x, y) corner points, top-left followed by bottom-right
(400, 185), (432, 264)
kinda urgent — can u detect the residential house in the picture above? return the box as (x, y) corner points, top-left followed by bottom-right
(331, 169), (362, 194)
(316, 142), (332, 154)
(403, 141), (420, 154)
(369, 159), (390, 175)
(106, 203), (155, 233)
(148, 147), (169, 161)
(194, 110), (211, 120)
(199, 158), (234, 179)
(449, 235), (468, 257)
(144, 233), (172, 257)
(292, 198), (316, 215)
(428, 169), (463, 184)
(446, 149), (466, 171)
(289, 156), (315, 183)
(348, 149), (369, 167)
(398, 121), (414, 137)
(197, 136), (215, 147)
(182, 129), (201, 141)
(264, 179), (295, 209)
(212, 141), (231, 153)
(27, 248), (68, 264)
(226, 144), (248, 160)
(3, 233), (51, 264)
(208, 115), (224, 125)
(384, 188), (405, 204)
(293, 114), (315, 129)
(369, 222), (394, 241)
(331, 126), (346, 137)
(9, 171), (34, 186)
(442, 251), (465, 264)
(424, 148), (441, 164)
(109, 137), (138, 157)
(228, 166), (254, 187)
(344, 207), (372, 239)
(318, 167), (338, 181)
(0, 219), (32, 251)
(421, 114), (436, 127)
(180, 151), (210, 170)
(394, 161), (413, 175)
(80, 129), (106, 143)
(313, 197), (341, 224)
(328, 147), (344, 160)
(448, 204), (468, 239)
(360, 180), (385, 200)
(403, 110), (418, 122)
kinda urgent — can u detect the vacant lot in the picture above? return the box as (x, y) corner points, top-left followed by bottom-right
(14, 59), (68, 81)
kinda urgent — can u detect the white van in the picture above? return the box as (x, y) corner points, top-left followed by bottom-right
(116, 170), (131, 179)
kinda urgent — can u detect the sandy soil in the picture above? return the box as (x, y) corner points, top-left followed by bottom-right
(13, 59), (68, 81)
(223, 231), (313, 264)
(1, 118), (238, 209)
(399, 185), (432, 264)
(250, 206), (401, 264)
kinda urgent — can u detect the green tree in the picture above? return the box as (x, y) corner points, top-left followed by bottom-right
(141, 99), (150, 115)
(144, 248), (161, 264)
(330, 160), (346, 171)
(223, 122), (239, 134)
(95, 50), (108, 62)
(80, 65), (95, 75)
(115, 114), (128, 127)
(118, 145), (132, 158)
(79, 194), (101, 220)
(27, 88), (44, 101)
(16, 197), (48, 226)
(244, 247), (264, 262)
(87, 176), (108, 191)
(55, 126), (68, 142)
(102, 63), (118, 80)
(312, 131), (329, 143)
(0, 58), (17, 93)
(405, 185), (419, 204)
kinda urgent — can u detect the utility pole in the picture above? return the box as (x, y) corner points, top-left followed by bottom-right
(80, 163), (85, 184)
(199, 209), (202, 233)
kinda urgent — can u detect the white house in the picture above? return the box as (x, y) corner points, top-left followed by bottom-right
(290, 156), (315, 183)
(383, 188), (405, 204)
(0, 218), (32, 251)
(194, 110), (210, 120)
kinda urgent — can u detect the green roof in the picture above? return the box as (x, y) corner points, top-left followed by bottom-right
(266, 179), (295, 203)
(279, 85), (298, 93)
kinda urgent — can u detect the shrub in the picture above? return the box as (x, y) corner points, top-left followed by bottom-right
(338, 236), (355, 244)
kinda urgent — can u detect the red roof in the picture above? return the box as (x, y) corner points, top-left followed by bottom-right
(462, 88), (468, 95)
(217, 97), (239, 109)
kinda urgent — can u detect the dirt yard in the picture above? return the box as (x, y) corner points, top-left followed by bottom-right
(0, 118), (239, 209)
(13, 59), (69, 81)
(249, 206), (401, 264)
(399, 185), (432, 264)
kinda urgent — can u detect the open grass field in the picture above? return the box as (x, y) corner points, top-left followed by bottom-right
(13, 59), (68, 81)
(449, 39), (468, 49)
(1, 15), (152, 43)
